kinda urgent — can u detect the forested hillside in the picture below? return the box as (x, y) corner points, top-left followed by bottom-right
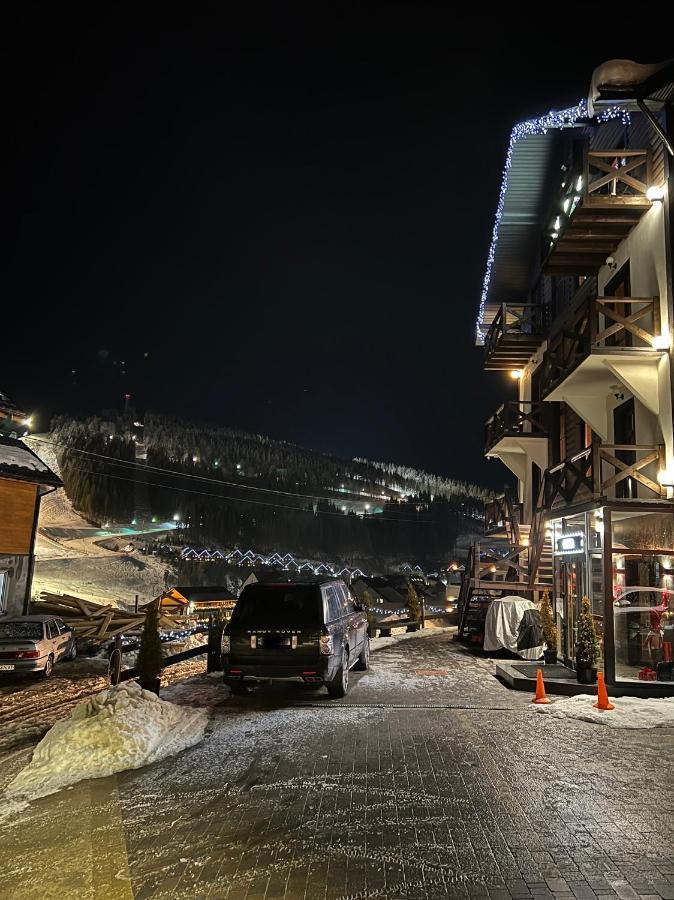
(50, 412), (488, 564)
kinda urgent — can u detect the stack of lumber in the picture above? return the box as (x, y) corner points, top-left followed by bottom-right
(32, 592), (181, 643)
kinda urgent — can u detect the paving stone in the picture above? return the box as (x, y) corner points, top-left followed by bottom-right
(0, 632), (672, 900)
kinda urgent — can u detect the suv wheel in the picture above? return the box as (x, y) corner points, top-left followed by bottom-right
(327, 647), (349, 699)
(353, 637), (370, 671)
(43, 655), (54, 678)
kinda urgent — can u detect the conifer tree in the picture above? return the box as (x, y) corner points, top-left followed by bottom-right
(575, 596), (600, 670)
(406, 583), (421, 622)
(136, 599), (163, 687)
(539, 589), (557, 651)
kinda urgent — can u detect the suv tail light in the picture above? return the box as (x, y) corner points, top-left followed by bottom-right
(319, 635), (333, 656)
(221, 634), (230, 654)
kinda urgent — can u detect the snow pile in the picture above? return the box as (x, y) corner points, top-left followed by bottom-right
(5, 681), (209, 802)
(165, 633), (208, 653)
(534, 694), (674, 729)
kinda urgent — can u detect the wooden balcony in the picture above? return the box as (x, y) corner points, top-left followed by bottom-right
(526, 441), (666, 585)
(544, 148), (653, 276)
(484, 401), (547, 454)
(540, 442), (666, 511)
(541, 289), (660, 397)
(483, 303), (547, 371)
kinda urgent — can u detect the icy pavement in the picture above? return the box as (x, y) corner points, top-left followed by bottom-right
(0, 631), (673, 899)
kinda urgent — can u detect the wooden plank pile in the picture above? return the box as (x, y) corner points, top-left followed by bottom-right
(32, 592), (182, 644)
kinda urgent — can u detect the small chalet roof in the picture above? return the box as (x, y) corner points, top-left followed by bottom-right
(0, 436), (62, 490)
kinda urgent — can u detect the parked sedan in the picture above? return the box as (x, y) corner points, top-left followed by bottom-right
(0, 615), (77, 677)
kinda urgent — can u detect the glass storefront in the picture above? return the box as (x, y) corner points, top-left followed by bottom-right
(550, 506), (674, 685)
(550, 511), (604, 669)
(611, 511), (674, 683)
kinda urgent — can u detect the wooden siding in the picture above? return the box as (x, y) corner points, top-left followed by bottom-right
(0, 478), (38, 555)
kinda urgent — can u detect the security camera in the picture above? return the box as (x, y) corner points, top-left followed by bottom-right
(606, 256), (617, 270)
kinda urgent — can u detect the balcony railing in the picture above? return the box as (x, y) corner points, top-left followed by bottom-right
(527, 441), (666, 585)
(544, 146), (653, 276)
(483, 303), (547, 371)
(484, 401), (547, 454)
(541, 289), (660, 397)
(540, 442), (666, 511)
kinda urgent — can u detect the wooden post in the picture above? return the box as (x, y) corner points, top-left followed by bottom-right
(109, 634), (122, 686)
(592, 437), (602, 498)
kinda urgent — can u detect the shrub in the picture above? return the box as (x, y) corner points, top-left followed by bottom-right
(575, 596), (600, 669)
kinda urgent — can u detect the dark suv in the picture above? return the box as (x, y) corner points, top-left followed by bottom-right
(221, 579), (369, 698)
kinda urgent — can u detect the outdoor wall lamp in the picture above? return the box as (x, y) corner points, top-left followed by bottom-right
(657, 470), (674, 487)
(510, 369), (522, 380)
(652, 334), (671, 351)
(646, 185), (665, 203)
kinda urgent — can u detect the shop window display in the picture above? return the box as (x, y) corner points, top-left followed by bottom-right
(551, 511), (604, 669)
(611, 510), (674, 682)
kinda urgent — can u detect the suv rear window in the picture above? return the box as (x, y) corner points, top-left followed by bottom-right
(230, 585), (322, 629)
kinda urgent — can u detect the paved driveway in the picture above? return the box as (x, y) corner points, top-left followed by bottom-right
(1, 631), (673, 900)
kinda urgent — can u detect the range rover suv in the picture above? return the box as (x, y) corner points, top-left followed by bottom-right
(221, 579), (369, 698)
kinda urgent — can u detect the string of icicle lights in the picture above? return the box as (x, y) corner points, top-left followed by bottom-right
(475, 100), (630, 344)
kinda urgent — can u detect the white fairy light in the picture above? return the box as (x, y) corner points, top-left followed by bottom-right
(475, 100), (629, 344)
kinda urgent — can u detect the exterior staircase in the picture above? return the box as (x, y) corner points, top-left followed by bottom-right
(457, 489), (553, 640)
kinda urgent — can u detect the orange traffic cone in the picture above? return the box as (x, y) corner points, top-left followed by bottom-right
(532, 667), (551, 704)
(593, 672), (615, 711)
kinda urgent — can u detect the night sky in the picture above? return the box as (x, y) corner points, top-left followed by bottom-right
(6, 7), (673, 489)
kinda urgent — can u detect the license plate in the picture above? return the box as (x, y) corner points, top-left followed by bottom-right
(257, 636), (292, 649)
(0, 664), (16, 671)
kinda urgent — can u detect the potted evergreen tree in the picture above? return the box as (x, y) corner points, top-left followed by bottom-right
(137, 599), (163, 695)
(575, 596), (599, 684)
(539, 590), (558, 665)
(406, 583), (421, 632)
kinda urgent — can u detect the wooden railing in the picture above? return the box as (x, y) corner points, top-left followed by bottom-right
(484, 490), (522, 541)
(542, 291), (660, 397)
(484, 303), (547, 361)
(586, 149), (652, 198)
(485, 401), (547, 453)
(527, 442), (666, 585)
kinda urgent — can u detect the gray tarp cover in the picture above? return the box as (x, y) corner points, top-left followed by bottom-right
(483, 595), (545, 660)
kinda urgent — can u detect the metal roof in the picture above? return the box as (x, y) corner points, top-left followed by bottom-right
(483, 131), (566, 320)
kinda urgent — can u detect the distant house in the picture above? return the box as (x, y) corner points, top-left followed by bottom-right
(0, 391), (29, 438)
(157, 585), (238, 620)
(0, 436), (61, 616)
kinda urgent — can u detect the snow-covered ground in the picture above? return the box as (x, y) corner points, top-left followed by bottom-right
(534, 694), (674, 728)
(5, 682), (209, 805)
(370, 624), (453, 653)
(24, 436), (175, 606)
